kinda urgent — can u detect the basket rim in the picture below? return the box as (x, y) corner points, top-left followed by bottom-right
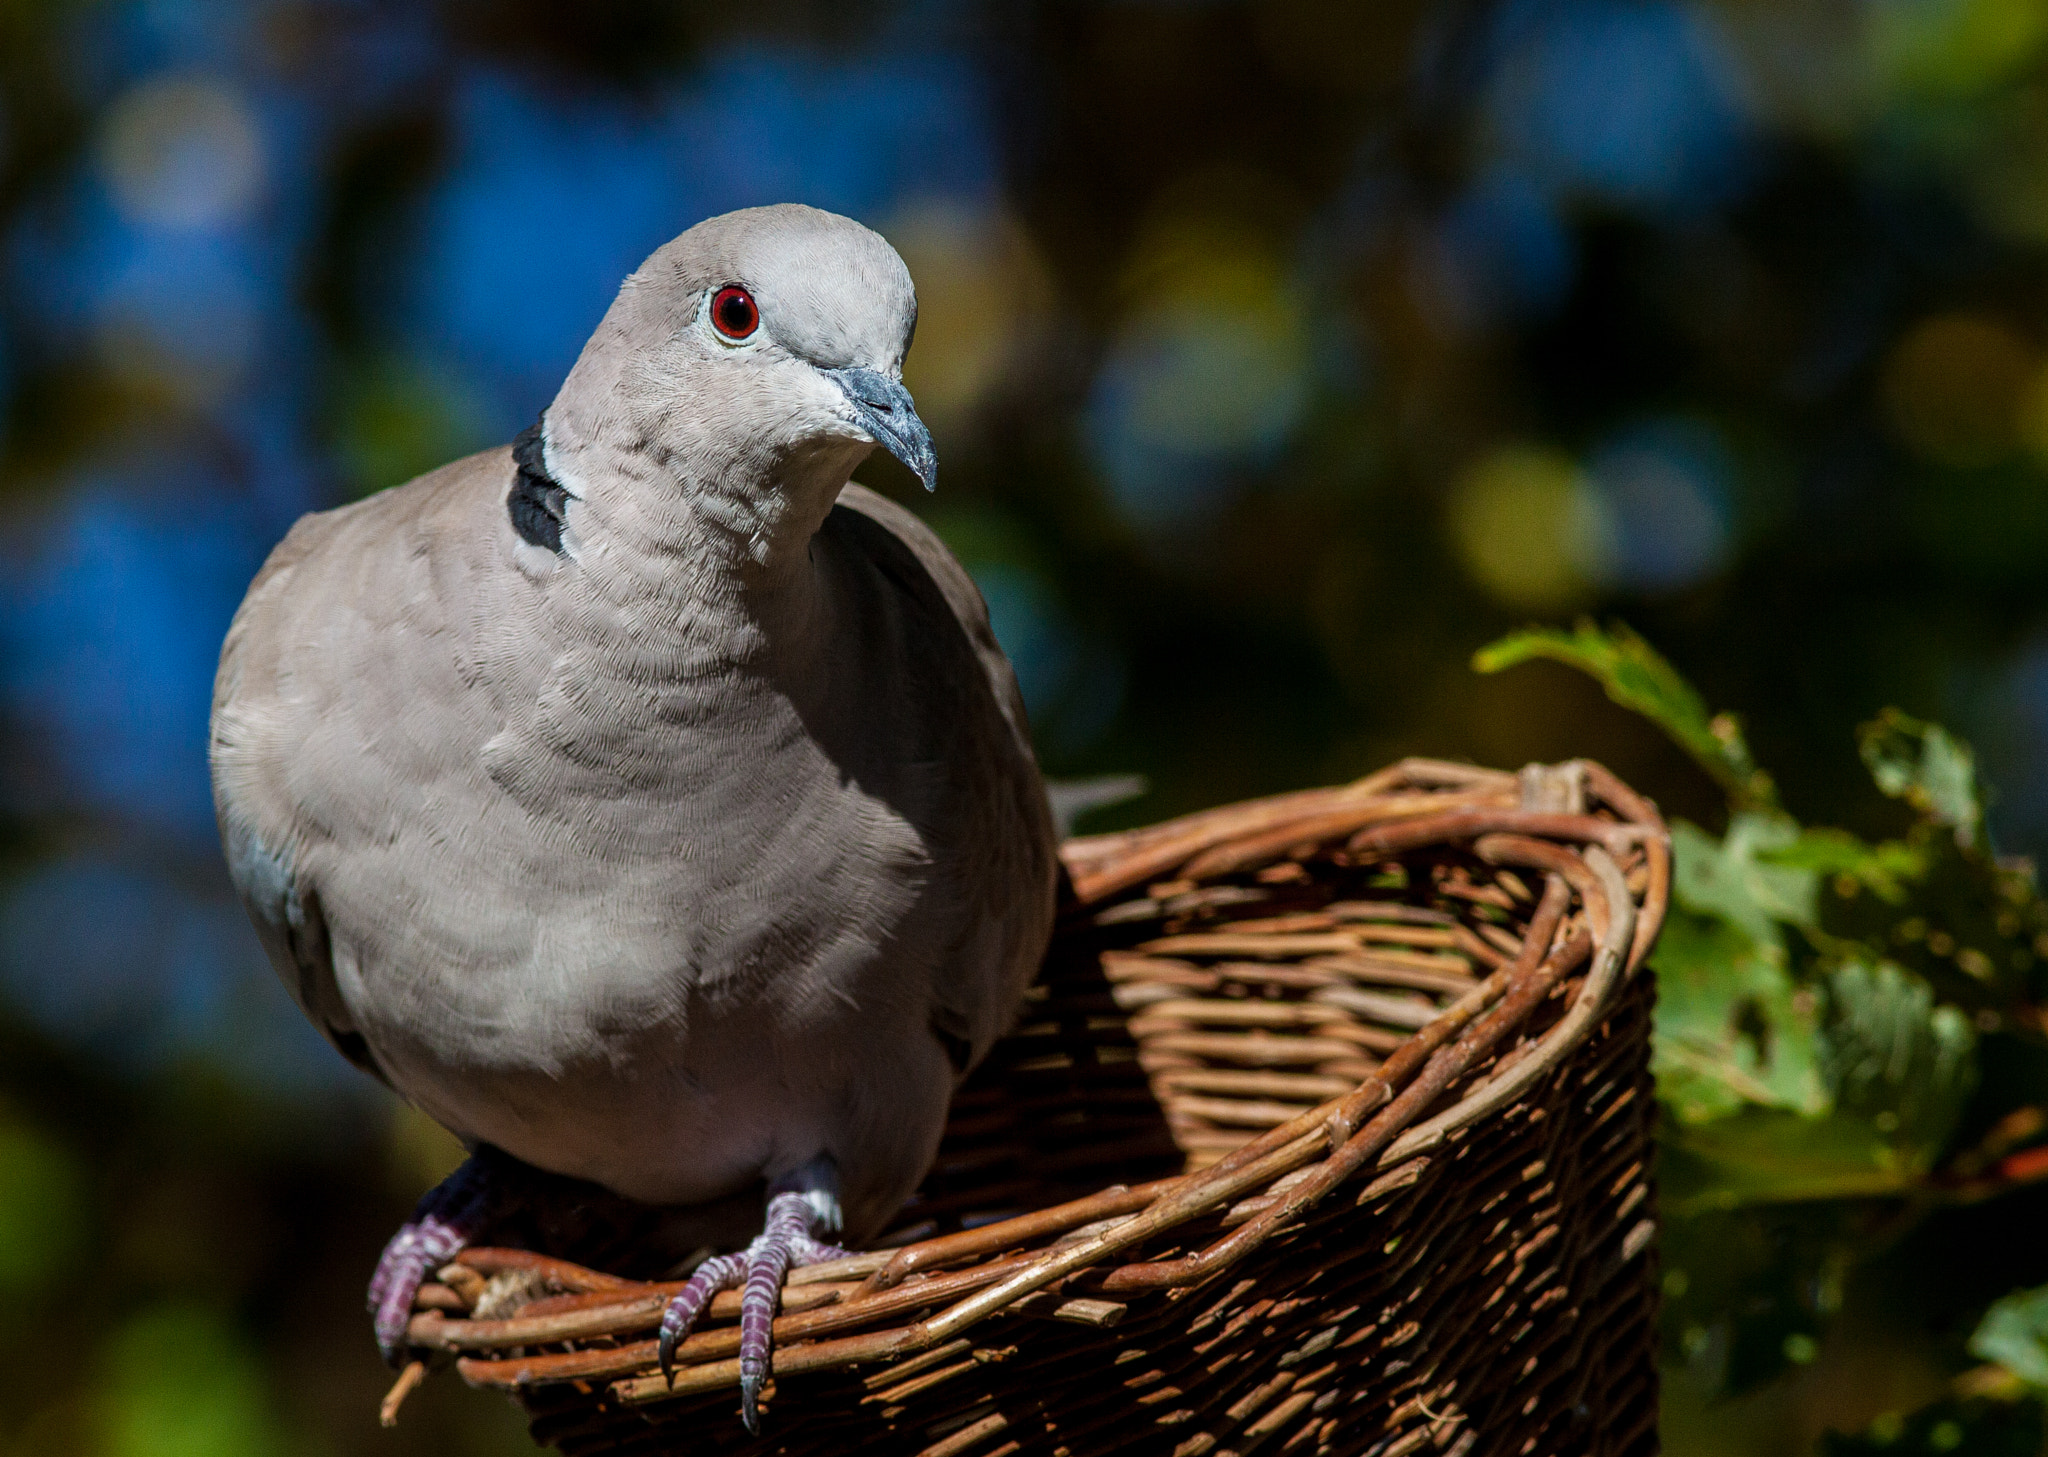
(393, 755), (1671, 1417)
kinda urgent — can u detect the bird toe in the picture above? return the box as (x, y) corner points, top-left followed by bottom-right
(368, 1213), (468, 1364)
(365, 1149), (519, 1365)
(662, 1176), (853, 1428)
(657, 1252), (747, 1383)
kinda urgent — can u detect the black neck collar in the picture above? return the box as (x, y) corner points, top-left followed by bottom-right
(508, 419), (569, 554)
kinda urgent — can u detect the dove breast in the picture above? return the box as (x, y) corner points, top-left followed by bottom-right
(210, 442), (1056, 1240)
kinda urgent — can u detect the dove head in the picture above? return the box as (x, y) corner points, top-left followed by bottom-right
(542, 204), (935, 552)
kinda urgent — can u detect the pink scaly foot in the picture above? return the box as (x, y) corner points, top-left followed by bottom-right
(656, 1155), (850, 1433)
(367, 1147), (522, 1363)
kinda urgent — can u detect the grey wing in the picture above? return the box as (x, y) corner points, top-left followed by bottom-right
(828, 483), (1059, 1071)
(210, 523), (389, 1085)
(833, 483), (1036, 760)
(208, 449), (512, 1090)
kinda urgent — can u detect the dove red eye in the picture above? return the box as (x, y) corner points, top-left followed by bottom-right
(711, 286), (759, 340)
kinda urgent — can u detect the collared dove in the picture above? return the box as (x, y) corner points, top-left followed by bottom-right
(210, 204), (1058, 1429)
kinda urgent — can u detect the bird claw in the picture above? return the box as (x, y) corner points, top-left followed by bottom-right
(367, 1150), (513, 1364)
(369, 1209), (470, 1361)
(656, 1250), (747, 1382)
(654, 1162), (850, 1432)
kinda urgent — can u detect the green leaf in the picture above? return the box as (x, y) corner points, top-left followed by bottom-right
(1821, 958), (1977, 1171)
(1658, 961), (1975, 1210)
(1652, 908), (1827, 1124)
(1673, 813), (1821, 942)
(1859, 708), (1984, 849)
(1661, 1105), (1927, 1212)
(1972, 1284), (2048, 1389)
(1473, 619), (1777, 809)
(1758, 827), (1929, 904)
(1652, 814), (1834, 1126)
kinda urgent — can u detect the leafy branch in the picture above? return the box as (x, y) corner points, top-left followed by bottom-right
(1476, 620), (2048, 1415)
(1473, 619), (1777, 811)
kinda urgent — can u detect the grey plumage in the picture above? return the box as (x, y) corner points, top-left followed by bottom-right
(211, 206), (1058, 1258)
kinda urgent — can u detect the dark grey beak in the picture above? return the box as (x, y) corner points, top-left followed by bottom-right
(827, 366), (937, 492)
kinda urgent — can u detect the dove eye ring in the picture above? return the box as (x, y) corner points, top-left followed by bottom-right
(710, 286), (760, 342)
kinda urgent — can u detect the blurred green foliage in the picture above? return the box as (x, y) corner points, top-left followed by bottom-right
(96, 1305), (287, 1457)
(1971, 1286), (2048, 1391)
(329, 354), (494, 503)
(1483, 621), (2048, 1442)
(0, 1109), (82, 1298)
(1822, 1398), (2045, 1457)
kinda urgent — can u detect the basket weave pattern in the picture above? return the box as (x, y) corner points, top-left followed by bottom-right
(396, 759), (1669, 1456)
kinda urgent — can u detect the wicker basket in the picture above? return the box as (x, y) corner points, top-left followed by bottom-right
(390, 757), (1669, 1457)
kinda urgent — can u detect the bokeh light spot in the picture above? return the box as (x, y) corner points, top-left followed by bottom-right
(973, 561), (1079, 719)
(1448, 445), (1607, 608)
(928, 506), (1124, 756)
(98, 76), (265, 232)
(0, 855), (350, 1094)
(1874, 0), (2048, 98)
(1585, 417), (1734, 591)
(96, 1304), (285, 1457)
(332, 352), (495, 497)
(1482, 0), (1754, 215)
(387, 1103), (468, 1198)
(3, 484), (265, 840)
(1881, 312), (2037, 468)
(2013, 357), (2048, 463)
(926, 507), (1079, 718)
(1428, 167), (1576, 330)
(1988, 635), (2048, 851)
(890, 202), (1053, 440)
(91, 244), (262, 405)
(0, 1111), (83, 1296)
(1087, 219), (1310, 529)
